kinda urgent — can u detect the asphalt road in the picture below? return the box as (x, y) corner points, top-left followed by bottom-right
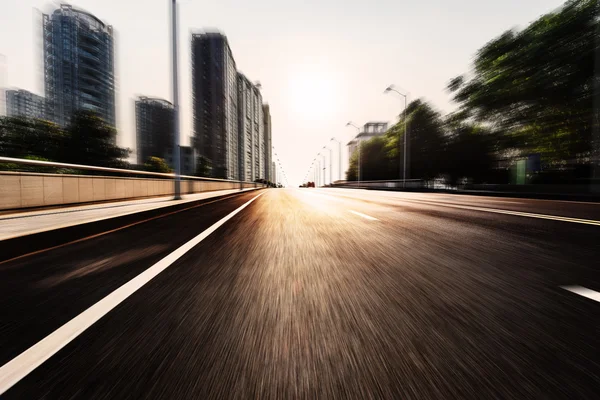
(1, 188), (600, 399)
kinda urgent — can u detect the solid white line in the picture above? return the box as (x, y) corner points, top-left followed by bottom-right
(410, 201), (600, 226)
(0, 192), (264, 395)
(561, 286), (600, 303)
(325, 190), (600, 227)
(349, 210), (379, 221)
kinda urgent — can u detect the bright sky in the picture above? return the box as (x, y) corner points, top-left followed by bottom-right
(1, 0), (563, 185)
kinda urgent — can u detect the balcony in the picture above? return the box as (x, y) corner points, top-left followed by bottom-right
(80, 49), (100, 64)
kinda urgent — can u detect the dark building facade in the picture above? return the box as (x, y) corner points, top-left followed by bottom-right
(135, 96), (174, 165)
(165, 146), (195, 176)
(43, 4), (115, 127)
(237, 73), (263, 181)
(191, 32), (238, 179)
(262, 104), (272, 182)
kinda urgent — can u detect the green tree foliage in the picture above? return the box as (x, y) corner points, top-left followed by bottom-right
(143, 157), (172, 173)
(347, 99), (446, 181)
(63, 111), (130, 168)
(441, 116), (499, 185)
(195, 155), (212, 177)
(0, 116), (64, 161)
(346, 0), (596, 184)
(0, 111), (131, 172)
(448, 0), (598, 165)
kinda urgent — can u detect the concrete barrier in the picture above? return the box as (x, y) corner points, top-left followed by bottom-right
(0, 171), (260, 211)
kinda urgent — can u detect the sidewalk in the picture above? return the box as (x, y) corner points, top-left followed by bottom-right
(0, 188), (257, 241)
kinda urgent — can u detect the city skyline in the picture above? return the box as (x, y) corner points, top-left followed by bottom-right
(1, 0), (565, 184)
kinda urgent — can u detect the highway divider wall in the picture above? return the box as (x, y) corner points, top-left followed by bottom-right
(0, 171), (259, 211)
(330, 179), (600, 201)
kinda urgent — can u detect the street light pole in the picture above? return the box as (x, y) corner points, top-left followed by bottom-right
(384, 85), (409, 188)
(331, 138), (342, 183)
(171, 0), (181, 199)
(323, 146), (332, 186)
(316, 154), (321, 187)
(320, 153), (326, 186)
(346, 122), (361, 188)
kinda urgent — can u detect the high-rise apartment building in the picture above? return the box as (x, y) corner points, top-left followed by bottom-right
(5, 89), (46, 119)
(262, 104), (272, 182)
(43, 4), (115, 127)
(237, 73), (263, 181)
(191, 32), (238, 179)
(135, 96), (174, 165)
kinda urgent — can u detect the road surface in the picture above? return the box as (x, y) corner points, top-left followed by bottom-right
(1, 188), (599, 399)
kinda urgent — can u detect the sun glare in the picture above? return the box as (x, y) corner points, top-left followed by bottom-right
(288, 72), (337, 120)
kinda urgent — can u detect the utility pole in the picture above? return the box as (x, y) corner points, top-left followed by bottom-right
(171, 0), (181, 199)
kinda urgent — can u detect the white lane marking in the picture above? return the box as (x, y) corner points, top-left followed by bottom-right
(0, 192), (264, 395)
(409, 201), (600, 226)
(322, 188), (600, 206)
(561, 286), (600, 303)
(349, 210), (379, 221)
(322, 191), (600, 227)
(299, 190), (342, 202)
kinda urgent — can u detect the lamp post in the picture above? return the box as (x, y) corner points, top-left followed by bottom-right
(346, 122), (361, 188)
(320, 153), (327, 187)
(316, 154), (322, 187)
(323, 146), (332, 186)
(384, 85), (409, 188)
(171, 0), (181, 199)
(330, 137), (342, 182)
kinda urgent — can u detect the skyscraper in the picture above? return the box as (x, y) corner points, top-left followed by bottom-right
(237, 73), (263, 181)
(262, 104), (272, 182)
(191, 32), (238, 179)
(43, 4), (115, 127)
(5, 89), (46, 119)
(135, 96), (174, 165)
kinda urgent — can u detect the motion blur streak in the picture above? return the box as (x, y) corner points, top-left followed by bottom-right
(0, 192), (263, 395)
(2, 188), (600, 399)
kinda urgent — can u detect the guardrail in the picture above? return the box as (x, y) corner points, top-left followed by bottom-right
(329, 178), (600, 199)
(0, 156), (265, 211)
(331, 179), (428, 189)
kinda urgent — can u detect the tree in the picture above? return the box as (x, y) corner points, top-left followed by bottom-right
(448, 0), (598, 166)
(441, 116), (498, 185)
(0, 116), (64, 161)
(144, 157), (172, 173)
(384, 99), (446, 181)
(195, 155), (212, 177)
(62, 111), (130, 168)
(346, 99), (446, 182)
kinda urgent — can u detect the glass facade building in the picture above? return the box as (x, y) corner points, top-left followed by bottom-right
(191, 32), (238, 179)
(5, 89), (47, 120)
(135, 96), (174, 165)
(43, 4), (115, 127)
